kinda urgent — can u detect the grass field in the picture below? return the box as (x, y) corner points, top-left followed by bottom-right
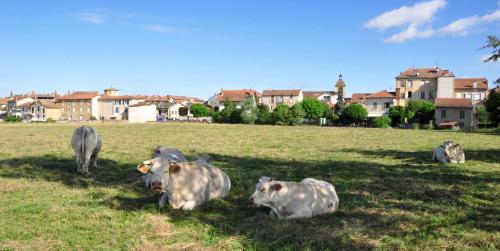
(0, 123), (498, 250)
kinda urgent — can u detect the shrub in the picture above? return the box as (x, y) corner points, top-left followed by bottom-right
(229, 109), (242, 124)
(416, 101), (435, 124)
(389, 106), (404, 126)
(46, 118), (56, 123)
(343, 104), (368, 125)
(411, 123), (420, 129)
(214, 99), (236, 123)
(484, 89), (500, 126)
(373, 116), (392, 128)
(240, 97), (258, 124)
(302, 97), (327, 120)
(274, 104), (291, 124)
(405, 100), (422, 123)
(256, 105), (274, 125)
(5, 115), (21, 123)
(90, 115), (96, 121)
(190, 104), (210, 118)
(476, 105), (491, 127)
(422, 122), (434, 130)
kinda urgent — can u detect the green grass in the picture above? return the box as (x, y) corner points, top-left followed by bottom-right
(0, 123), (499, 250)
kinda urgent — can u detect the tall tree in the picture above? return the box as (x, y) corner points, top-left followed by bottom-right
(479, 34), (499, 85)
(334, 92), (345, 115)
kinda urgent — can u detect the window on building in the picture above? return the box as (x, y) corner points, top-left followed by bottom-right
(474, 94), (481, 100)
(401, 81), (406, 87)
(441, 110), (446, 119)
(323, 96), (331, 101)
(385, 102), (391, 109)
(420, 92), (425, 99)
(407, 81), (412, 87)
(400, 93), (405, 99)
(459, 110), (465, 119)
(459, 122), (464, 128)
(408, 92), (412, 98)
(31, 107), (34, 113)
(429, 92), (434, 99)
(462, 93), (466, 98)
(37, 106), (40, 112)
(80, 115), (83, 121)
(42, 107), (45, 114)
(373, 102), (377, 109)
(271, 96), (274, 103)
(125, 100), (129, 105)
(115, 107), (120, 113)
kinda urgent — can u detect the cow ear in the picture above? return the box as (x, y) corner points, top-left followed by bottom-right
(169, 160), (180, 174)
(269, 183), (282, 191)
(137, 160), (152, 174)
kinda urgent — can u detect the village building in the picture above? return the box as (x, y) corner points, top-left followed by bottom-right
(435, 98), (475, 130)
(56, 91), (100, 121)
(98, 88), (144, 120)
(30, 100), (61, 121)
(208, 89), (261, 110)
(364, 91), (396, 117)
(156, 102), (187, 118)
(128, 103), (157, 123)
(261, 89), (303, 111)
(453, 78), (489, 104)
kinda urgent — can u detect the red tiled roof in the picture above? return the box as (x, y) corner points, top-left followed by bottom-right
(435, 98), (473, 108)
(262, 89), (302, 96)
(33, 100), (61, 109)
(99, 95), (144, 100)
(397, 67), (454, 79)
(454, 78), (488, 90)
(0, 98), (8, 105)
(350, 93), (372, 104)
(217, 89), (261, 102)
(366, 90), (396, 99)
(57, 91), (99, 100)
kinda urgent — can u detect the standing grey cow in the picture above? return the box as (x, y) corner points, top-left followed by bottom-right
(71, 126), (102, 175)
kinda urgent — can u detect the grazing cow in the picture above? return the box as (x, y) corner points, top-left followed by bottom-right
(71, 126), (102, 175)
(432, 141), (465, 164)
(250, 177), (339, 219)
(137, 158), (230, 210)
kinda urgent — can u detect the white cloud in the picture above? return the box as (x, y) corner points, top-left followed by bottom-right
(76, 12), (105, 24)
(384, 24), (435, 43)
(366, 0), (500, 43)
(143, 24), (179, 33)
(439, 10), (500, 36)
(364, 0), (446, 30)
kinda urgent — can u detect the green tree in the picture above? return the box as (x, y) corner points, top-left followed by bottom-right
(388, 106), (404, 126)
(343, 104), (368, 125)
(274, 104), (291, 125)
(334, 92), (345, 115)
(214, 98), (235, 123)
(256, 104), (274, 124)
(484, 90), (500, 126)
(241, 96), (258, 124)
(290, 103), (305, 125)
(415, 101), (435, 124)
(475, 105), (491, 127)
(190, 104), (210, 118)
(373, 116), (392, 128)
(302, 97), (327, 120)
(479, 35), (499, 85)
(405, 100), (423, 123)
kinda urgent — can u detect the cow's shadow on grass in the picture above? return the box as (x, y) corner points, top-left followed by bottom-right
(0, 151), (499, 249)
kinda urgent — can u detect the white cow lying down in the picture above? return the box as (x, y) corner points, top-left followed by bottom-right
(432, 141), (465, 164)
(250, 177), (339, 219)
(137, 157), (230, 210)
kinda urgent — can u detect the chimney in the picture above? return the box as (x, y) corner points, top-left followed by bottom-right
(473, 82), (477, 89)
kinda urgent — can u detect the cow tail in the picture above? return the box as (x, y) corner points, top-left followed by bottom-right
(81, 127), (87, 163)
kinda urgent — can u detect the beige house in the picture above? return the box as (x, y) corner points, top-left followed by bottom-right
(303, 91), (337, 108)
(157, 102), (186, 118)
(364, 91), (396, 117)
(98, 88), (144, 120)
(208, 89), (261, 110)
(435, 98), (475, 129)
(454, 78), (488, 104)
(261, 89), (303, 111)
(30, 100), (61, 121)
(7, 95), (35, 117)
(395, 67), (454, 106)
(57, 91), (100, 121)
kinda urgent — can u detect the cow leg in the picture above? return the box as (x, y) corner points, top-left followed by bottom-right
(75, 154), (82, 173)
(158, 193), (169, 208)
(90, 152), (99, 169)
(82, 155), (91, 175)
(168, 192), (185, 209)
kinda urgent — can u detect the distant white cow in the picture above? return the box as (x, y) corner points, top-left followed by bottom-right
(432, 141), (465, 164)
(71, 126), (102, 175)
(137, 157), (230, 210)
(250, 177), (339, 219)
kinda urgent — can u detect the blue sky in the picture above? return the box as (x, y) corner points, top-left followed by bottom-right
(0, 0), (498, 99)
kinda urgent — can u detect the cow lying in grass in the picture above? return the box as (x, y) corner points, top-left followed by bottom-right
(137, 154), (230, 210)
(250, 177), (339, 219)
(432, 141), (465, 164)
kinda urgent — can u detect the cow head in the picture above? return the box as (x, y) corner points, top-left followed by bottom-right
(249, 176), (283, 207)
(137, 157), (177, 193)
